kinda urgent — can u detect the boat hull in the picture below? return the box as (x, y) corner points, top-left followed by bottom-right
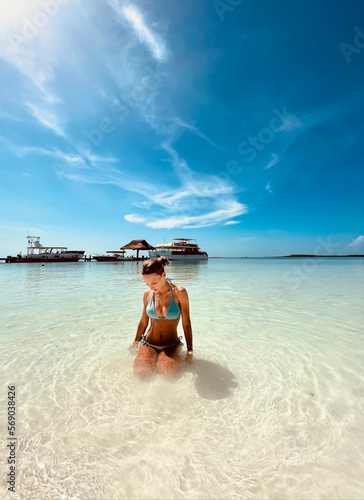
(5, 256), (80, 264)
(148, 250), (208, 261)
(6, 255), (81, 263)
(5, 253), (83, 264)
(93, 256), (128, 262)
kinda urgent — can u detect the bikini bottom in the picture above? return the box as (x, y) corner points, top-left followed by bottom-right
(140, 335), (183, 353)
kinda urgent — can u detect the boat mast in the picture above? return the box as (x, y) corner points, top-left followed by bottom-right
(26, 236), (42, 255)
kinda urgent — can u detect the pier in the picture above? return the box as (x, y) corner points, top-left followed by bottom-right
(1, 255), (149, 263)
(1, 237), (155, 263)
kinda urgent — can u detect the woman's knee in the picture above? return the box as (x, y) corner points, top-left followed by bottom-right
(134, 362), (155, 379)
(156, 353), (180, 376)
(133, 349), (157, 378)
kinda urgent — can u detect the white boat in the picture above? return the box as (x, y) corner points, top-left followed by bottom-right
(5, 236), (85, 263)
(93, 250), (128, 262)
(148, 238), (208, 261)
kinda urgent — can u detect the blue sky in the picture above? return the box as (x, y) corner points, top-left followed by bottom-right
(0, 0), (363, 257)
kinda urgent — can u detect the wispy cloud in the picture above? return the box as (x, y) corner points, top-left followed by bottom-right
(124, 5), (167, 60)
(25, 101), (65, 137)
(19, 137), (248, 229)
(143, 200), (247, 229)
(277, 115), (303, 132)
(0, 139), (116, 168)
(169, 117), (217, 147)
(8, 139), (165, 200)
(264, 153), (279, 169)
(108, 1), (168, 61)
(0, 1), (247, 231)
(224, 220), (241, 226)
(0, 1), (70, 136)
(124, 143), (248, 228)
(124, 214), (146, 224)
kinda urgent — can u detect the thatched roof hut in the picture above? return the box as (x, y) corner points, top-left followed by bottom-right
(120, 239), (155, 259)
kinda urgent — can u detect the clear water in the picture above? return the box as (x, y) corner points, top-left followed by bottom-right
(0, 258), (363, 499)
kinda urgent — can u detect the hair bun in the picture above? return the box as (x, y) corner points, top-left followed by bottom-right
(142, 256), (169, 275)
(157, 256), (170, 267)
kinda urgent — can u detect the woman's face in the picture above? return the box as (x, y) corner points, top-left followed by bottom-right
(142, 272), (165, 292)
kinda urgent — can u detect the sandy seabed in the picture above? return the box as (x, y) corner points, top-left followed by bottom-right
(1, 258), (363, 499)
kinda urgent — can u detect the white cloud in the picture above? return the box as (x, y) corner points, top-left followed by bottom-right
(0, 0), (70, 135)
(0, 1), (49, 27)
(2, 140), (104, 168)
(0, 1), (247, 232)
(348, 235), (364, 249)
(169, 117), (217, 147)
(264, 153), (279, 170)
(126, 200), (248, 229)
(224, 220), (240, 226)
(124, 214), (146, 223)
(50, 134), (241, 228)
(159, 142), (234, 202)
(152, 180), (233, 209)
(108, 1), (168, 61)
(25, 101), (65, 137)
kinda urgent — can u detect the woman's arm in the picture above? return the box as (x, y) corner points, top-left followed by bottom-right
(178, 288), (193, 360)
(130, 291), (150, 349)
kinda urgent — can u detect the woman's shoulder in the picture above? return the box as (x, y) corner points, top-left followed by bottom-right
(169, 280), (185, 292)
(172, 284), (188, 298)
(143, 289), (153, 301)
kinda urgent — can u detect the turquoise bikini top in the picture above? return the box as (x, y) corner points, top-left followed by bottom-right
(146, 282), (181, 320)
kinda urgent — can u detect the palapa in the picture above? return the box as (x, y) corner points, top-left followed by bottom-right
(120, 239), (155, 259)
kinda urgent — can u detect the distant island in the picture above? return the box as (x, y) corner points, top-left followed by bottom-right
(210, 254), (364, 259)
(281, 254), (364, 258)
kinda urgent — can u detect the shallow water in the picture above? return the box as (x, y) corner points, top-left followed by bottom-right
(0, 258), (363, 499)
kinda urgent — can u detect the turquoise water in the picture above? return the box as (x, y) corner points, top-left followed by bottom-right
(0, 258), (363, 499)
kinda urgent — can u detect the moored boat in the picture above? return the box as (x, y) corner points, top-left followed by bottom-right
(148, 238), (208, 261)
(5, 236), (85, 263)
(93, 250), (128, 262)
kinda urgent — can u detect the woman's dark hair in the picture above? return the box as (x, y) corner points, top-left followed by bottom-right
(142, 256), (169, 275)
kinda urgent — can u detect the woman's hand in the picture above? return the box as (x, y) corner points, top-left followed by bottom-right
(129, 340), (139, 352)
(185, 351), (193, 363)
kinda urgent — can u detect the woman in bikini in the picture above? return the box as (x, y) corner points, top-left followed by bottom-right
(130, 256), (193, 378)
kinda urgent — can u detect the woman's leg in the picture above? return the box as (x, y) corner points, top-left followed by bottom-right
(156, 345), (182, 376)
(133, 344), (158, 378)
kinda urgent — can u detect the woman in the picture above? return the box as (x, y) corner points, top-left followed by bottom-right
(130, 256), (193, 378)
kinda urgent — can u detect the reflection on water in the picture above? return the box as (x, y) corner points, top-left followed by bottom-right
(165, 259), (208, 285)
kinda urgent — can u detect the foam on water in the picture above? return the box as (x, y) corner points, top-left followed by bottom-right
(0, 258), (363, 499)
